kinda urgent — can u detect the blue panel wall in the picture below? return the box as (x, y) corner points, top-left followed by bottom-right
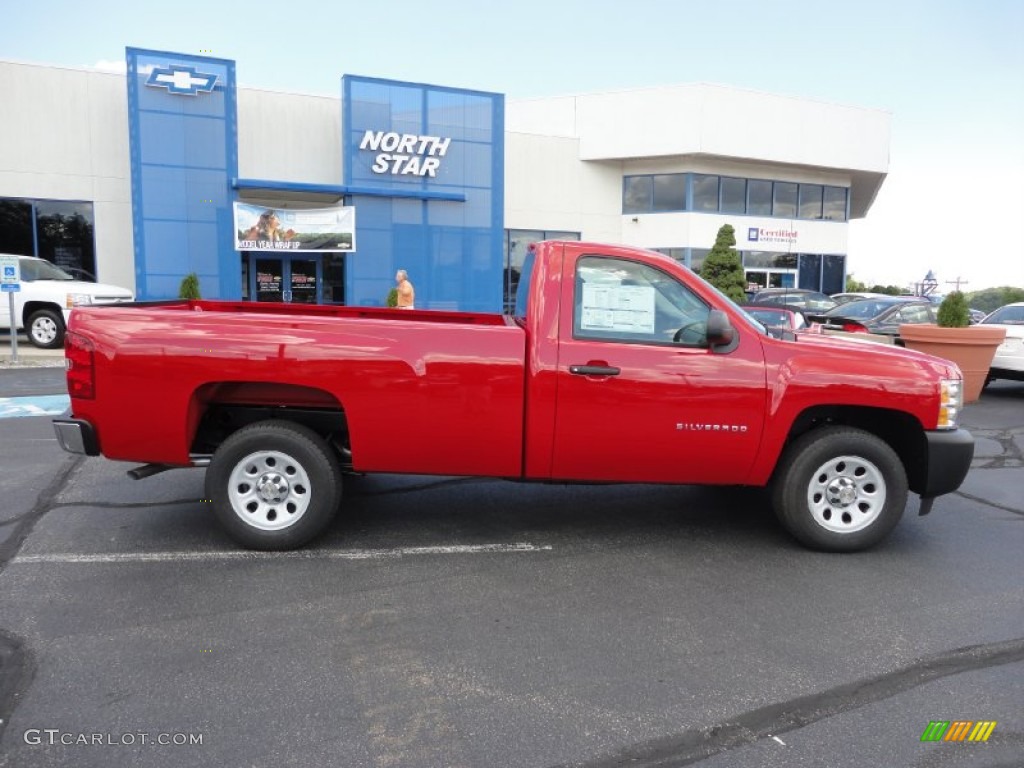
(127, 48), (238, 300)
(342, 76), (504, 312)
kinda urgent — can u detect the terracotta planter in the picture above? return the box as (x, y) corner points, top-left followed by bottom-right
(898, 324), (1006, 403)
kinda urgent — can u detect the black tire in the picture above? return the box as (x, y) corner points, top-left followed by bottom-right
(205, 420), (342, 550)
(771, 427), (908, 552)
(27, 308), (65, 349)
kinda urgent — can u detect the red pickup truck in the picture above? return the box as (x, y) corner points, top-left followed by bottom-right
(53, 241), (973, 552)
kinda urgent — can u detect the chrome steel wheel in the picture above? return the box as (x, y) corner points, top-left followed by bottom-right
(228, 450), (312, 531)
(806, 454), (887, 534)
(29, 312), (62, 347)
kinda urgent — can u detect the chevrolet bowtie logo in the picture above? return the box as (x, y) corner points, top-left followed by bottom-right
(146, 65), (218, 95)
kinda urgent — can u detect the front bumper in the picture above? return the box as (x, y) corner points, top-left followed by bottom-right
(920, 428), (974, 498)
(53, 418), (100, 456)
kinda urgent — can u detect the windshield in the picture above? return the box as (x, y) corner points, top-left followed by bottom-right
(20, 258), (75, 282)
(696, 274), (767, 335)
(983, 305), (1024, 325)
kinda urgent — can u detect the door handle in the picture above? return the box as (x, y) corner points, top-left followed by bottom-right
(569, 365), (621, 376)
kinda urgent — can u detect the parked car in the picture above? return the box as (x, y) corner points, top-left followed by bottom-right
(980, 302), (1024, 383)
(830, 292), (889, 305)
(749, 288), (837, 312)
(968, 308), (987, 324)
(739, 304), (809, 333)
(0, 254), (134, 348)
(809, 297), (936, 338)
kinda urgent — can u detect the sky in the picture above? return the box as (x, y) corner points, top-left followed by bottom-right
(3, 0), (1023, 291)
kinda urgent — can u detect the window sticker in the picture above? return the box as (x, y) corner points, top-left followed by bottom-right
(580, 283), (656, 333)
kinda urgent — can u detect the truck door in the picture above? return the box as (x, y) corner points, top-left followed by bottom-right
(550, 254), (767, 485)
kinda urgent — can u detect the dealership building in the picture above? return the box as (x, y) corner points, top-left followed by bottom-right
(0, 48), (890, 312)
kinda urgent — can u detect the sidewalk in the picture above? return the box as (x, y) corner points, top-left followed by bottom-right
(0, 333), (65, 368)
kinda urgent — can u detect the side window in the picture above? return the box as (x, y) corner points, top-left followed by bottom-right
(897, 304), (931, 324)
(573, 256), (710, 346)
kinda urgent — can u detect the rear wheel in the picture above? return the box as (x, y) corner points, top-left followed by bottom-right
(772, 427), (908, 552)
(206, 421), (342, 550)
(27, 308), (65, 349)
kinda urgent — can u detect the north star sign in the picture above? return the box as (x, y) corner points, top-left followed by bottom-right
(359, 130), (451, 177)
(145, 65), (218, 95)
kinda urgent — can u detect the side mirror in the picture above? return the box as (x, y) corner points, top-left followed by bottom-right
(706, 310), (736, 350)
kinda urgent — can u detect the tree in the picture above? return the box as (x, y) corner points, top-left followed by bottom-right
(700, 224), (747, 303)
(964, 286), (1024, 314)
(385, 288), (399, 307)
(868, 284), (905, 296)
(846, 274), (868, 292)
(178, 272), (201, 300)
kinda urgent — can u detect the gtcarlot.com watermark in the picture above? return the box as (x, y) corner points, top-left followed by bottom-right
(24, 729), (203, 747)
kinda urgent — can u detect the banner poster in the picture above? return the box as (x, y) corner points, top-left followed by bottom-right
(234, 203), (356, 252)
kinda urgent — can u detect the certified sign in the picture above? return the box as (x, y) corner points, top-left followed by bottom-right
(0, 255), (21, 292)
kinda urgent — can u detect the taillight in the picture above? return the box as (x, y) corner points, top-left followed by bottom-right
(841, 322), (867, 333)
(65, 331), (95, 399)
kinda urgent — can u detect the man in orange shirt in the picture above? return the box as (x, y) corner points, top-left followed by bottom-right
(395, 269), (415, 309)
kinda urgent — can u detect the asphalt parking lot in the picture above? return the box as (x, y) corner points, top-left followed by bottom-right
(0, 357), (1021, 768)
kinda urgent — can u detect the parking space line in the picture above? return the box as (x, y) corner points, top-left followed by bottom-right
(13, 543), (553, 564)
(0, 394), (70, 419)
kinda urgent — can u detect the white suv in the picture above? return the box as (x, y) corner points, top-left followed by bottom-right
(0, 255), (134, 348)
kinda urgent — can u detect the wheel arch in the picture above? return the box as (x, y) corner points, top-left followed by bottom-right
(777, 405), (929, 495)
(186, 381), (352, 470)
(22, 301), (64, 326)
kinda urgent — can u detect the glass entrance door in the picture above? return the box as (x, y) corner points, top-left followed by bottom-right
(288, 259), (318, 304)
(255, 258), (284, 302)
(247, 255), (323, 303)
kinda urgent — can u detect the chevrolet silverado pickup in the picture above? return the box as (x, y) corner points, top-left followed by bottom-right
(53, 241), (974, 552)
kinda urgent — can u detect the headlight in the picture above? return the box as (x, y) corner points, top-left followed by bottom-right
(937, 378), (962, 430)
(66, 293), (93, 308)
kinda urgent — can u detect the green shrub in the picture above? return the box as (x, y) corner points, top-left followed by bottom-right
(937, 291), (970, 328)
(700, 224), (747, 303)
(385, 287), (398, 308)
(178, 273), (201, 300)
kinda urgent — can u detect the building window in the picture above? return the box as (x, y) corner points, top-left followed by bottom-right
(747, 180), (772, 216)
(690, 248), (710, 273)
(798, 184), (823, 219)
(652, 174), (686, 212)
(823, 186), (847, 221)
(624, 175), (849, 223)
(720, 177), (746, 214)
(623, 177), (653, 214)
(652, 248), (686, 262)
(504, 229), (580, 313)
(0, 197), (96, 278)
(692, 175), (719, 212)
(0, 199), (34, 257)
(743, 251), (798, 270)
(35, 201), (96, 278)
(772, 182), (798, 218)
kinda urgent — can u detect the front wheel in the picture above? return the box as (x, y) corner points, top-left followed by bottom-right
(205, 421), (342, 550)
(27, 308), (66, 349)
(772, 427), (908, 552)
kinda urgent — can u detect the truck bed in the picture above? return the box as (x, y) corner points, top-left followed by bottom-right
(68, 301), (527, 476)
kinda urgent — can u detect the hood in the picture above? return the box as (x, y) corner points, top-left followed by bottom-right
(54, 279), (134, 298)
(780, 330), (961, 379)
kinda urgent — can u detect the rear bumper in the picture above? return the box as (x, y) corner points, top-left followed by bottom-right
(53, 418), (100, 456)
(920, 428), (974, 498)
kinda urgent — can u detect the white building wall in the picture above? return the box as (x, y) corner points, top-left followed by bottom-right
(504, 132), (621, 243)
(0, 61), (135, 290)
(237, 88), (342, 184)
